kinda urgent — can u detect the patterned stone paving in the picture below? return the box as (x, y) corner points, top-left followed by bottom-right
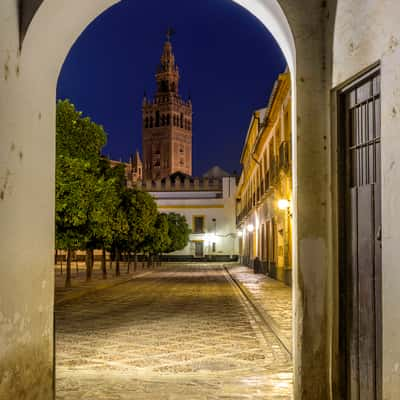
(226, 266), (292, 351)
(56, 264), (293, 399)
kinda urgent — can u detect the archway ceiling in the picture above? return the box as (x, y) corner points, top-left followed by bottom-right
(19, 0), (44, 45)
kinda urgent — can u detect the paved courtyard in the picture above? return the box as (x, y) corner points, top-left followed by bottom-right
(56, 263), (292, 399)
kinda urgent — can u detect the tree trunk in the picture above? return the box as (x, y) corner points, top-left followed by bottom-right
(86, 249), (92, 281)
(75, 252), (79, 276)
(116, 247), (121, 276)
(90, 248), (94, 278)
(127, 252), (131, 274)
(134, 253), (138, 271)
(60, 251), (63, 275)
(55, 249), (58, 265)
(109, 259), (113, 271)
(147, 254), (152, 269)
(101, 247), (107, 279)
(65, 248), (72, 288)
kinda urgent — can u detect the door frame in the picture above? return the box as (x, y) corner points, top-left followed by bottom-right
(193, 240), (204, 257)
(336, 63), (382, 400)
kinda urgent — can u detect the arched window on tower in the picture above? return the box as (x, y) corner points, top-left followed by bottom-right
(155, 111), (160, 127)
(180, 113), (183, 128)
(161, 115), (165, 126)
(149, 116), (153, 128)
(171, 82), (176, 92)
(167, 114), (171, 126)
(145, 117), (149, 128)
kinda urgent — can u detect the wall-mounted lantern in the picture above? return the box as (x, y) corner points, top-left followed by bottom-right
(278, 199), (290, 210)
(247, 224), (254, 232)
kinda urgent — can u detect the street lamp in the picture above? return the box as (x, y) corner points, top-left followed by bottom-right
(278, 199), (290, 210)
(212, 218), (217, 234)
(247, 224), (254, 232)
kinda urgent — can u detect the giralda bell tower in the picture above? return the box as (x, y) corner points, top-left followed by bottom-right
(142, 30), (193, 180)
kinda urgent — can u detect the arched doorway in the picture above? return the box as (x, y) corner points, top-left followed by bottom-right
(0, 1), (337, 399)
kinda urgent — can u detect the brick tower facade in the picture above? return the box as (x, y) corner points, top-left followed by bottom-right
(142, 33), (192, 180)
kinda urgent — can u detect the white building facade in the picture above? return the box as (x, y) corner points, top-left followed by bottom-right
(137, 175), (238, 260)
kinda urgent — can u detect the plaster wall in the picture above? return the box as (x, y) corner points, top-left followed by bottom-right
(0, 1), (120, 399)
(275, 1), (335, 398)
(333, 1), (400, 397)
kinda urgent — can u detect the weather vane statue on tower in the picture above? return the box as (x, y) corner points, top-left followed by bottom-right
(166, 27), (175, 42)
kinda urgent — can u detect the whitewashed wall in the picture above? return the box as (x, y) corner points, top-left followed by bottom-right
(0, 1), (120, 398)
(153, 177), (238, 256)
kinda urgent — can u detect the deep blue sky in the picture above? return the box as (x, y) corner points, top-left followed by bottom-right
(57, 0), (286, 175)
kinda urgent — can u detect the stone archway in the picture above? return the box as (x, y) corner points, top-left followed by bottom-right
(0, 1), (337, 399)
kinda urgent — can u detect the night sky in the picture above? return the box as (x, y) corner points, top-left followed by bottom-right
(57, 0), (286, 176)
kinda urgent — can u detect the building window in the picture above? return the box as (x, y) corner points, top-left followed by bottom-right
(193, 216), (204, 234)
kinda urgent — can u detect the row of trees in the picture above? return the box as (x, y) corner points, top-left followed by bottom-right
(56, 100), (190, 287)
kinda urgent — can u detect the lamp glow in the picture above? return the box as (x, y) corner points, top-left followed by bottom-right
(278, 199), (290, 210)
(247, 224), (254, 232)
(209, 233), (217, 242)
(237, 231), (243, 237)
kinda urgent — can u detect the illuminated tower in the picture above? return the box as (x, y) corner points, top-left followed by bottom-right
(142, 30), (192, 180)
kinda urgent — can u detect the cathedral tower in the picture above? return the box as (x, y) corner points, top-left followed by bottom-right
(142, 31), (192, 180)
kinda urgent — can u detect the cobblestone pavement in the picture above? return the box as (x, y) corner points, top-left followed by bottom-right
(56, 263), (293, 399)
(226, 266), (292, 352)
(55, 261), (150, 305)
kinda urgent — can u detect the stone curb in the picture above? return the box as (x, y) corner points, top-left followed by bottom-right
(224, 265), (292, 355)
(55, 271), (152, 306)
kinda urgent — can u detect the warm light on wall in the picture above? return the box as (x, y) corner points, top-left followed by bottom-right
(255, 213), (260, 229)
(247, 224), (254, 232)
(278, 199), (290, 210)
(209, 233), (217, 242)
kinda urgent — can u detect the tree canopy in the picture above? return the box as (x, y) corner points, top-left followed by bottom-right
(165, 213), (190, 253)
